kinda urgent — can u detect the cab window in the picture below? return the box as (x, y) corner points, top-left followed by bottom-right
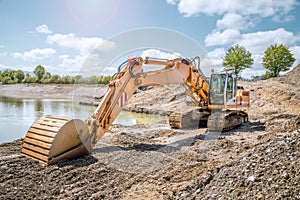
(226, 76), (233, 100)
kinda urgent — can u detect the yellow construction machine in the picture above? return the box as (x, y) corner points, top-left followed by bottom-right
(21, 57), (250, 164)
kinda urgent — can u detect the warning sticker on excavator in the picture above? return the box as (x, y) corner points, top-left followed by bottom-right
(118, 92), (128, 107)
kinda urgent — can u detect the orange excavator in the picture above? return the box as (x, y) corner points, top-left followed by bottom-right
(21, 57), (250, 164)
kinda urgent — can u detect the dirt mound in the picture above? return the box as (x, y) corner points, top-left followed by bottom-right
(266, 114), (300, 132)
(177, 129), (300, 199)
(281, 64), (300, 87)
(0, 152), (133, 199)
(242, 70), (300, 122)
(0, 139), (22, 156)
(124, 85), (194, 115)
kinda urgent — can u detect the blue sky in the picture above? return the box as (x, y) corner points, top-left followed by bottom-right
(0, 0), (299, 78)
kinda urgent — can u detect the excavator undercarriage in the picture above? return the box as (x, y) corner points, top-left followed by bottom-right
(168, 108), (248, 131)
(168, 108), (209, 129)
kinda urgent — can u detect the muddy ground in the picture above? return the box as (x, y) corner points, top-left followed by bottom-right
(1, 65), (300, 199)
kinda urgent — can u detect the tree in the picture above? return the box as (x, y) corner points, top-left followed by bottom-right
(13, 70), (25, 83)
(223, 44), (254, 77)
(74, 75), (86, 84)
(2, 76), (13, 84)
(22, 74), (37, 83)
(262, 44), (295, 77)
(98, 75), (112, 84)
(41, 72), (52, 84)
(87, 76), (99, 84)
(49, 75), (63, 84)
(0, 69), (18, 84)
(33, 65), (45, 83)
(62, 75), (75, 84)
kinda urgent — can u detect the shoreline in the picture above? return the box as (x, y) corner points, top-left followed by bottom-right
(0, 84), (107, 99)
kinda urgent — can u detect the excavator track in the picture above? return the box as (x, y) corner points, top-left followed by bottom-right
(207, 111), (225, 132)
(169, 111), (183, 129)
(169, 108), (210, 129)
(207, 110), (248, 132)
(21, 115), (92, 165)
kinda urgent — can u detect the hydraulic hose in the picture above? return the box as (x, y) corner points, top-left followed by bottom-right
(129, 60), (142, 78)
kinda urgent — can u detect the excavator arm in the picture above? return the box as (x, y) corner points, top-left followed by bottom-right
(87, 57), (209, 145)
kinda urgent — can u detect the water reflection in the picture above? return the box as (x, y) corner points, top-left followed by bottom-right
(0, 97), (95, 143)
(0, 96), (166, 143)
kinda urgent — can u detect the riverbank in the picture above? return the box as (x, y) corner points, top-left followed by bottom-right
(0, 84), (107, 99)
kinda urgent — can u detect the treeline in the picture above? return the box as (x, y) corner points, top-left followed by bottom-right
(223, 44), (295, 79)
(0, 65), (112, 85)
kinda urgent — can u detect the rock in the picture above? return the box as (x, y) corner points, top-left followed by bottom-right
(257, 194), (265, 200)
(247, 175), (255, 182)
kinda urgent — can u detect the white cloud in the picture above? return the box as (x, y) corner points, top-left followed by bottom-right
(168, 0), (297, 35)
(272, 15), (295, 23)
(57, 54), (103, 75)
(141, 49), (181, 59)
(205, 29), (241, 46)
(47, 33), (114, 55)
(205, 28), (300, 53)
(206, 48), (225, 65)
(290, 46), (300, 58)
(166, 0), (178, 5)
(45, 32), (115, 75)
(36, 24), (53, 34)
(201, 48), (225, 75)
(168, 0), (297, 17)
(58, 54), (86, 69)
(216, 13), (249, 30)
(0, 63), (33, 72)
(11, 48), (56, 62)
(241, 67), (266, 78)
(239, 28), (300, 54)
(0, 45), (6, 56)
(290, 46), (300, 66)
(0, 52), (7, 56)
(0, 63), (7, 70)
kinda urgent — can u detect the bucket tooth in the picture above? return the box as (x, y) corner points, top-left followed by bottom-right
(21, 115), (92, 165)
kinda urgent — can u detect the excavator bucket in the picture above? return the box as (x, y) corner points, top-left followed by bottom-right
(21, 115), (92, 165)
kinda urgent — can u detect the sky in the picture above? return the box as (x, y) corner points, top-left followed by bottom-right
(0, 0), (299, 78)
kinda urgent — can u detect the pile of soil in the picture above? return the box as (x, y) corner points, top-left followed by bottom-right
(1, 64), (300, 199)
(124, 85), (193, 116)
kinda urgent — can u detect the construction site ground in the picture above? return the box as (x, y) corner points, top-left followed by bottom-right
(1, 65), (300, 199)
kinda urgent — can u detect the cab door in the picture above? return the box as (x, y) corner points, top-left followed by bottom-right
(209, 73), (236, 106)
(225, 74), (236, 105)
(209, 74), (226, 105)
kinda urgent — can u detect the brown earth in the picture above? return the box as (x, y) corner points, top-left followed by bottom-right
(1, 65), (300, 199)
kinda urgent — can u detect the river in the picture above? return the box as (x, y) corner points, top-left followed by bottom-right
(0, 96), (166, 143)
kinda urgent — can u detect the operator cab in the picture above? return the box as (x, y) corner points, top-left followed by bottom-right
(208, 73), (236, 105)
